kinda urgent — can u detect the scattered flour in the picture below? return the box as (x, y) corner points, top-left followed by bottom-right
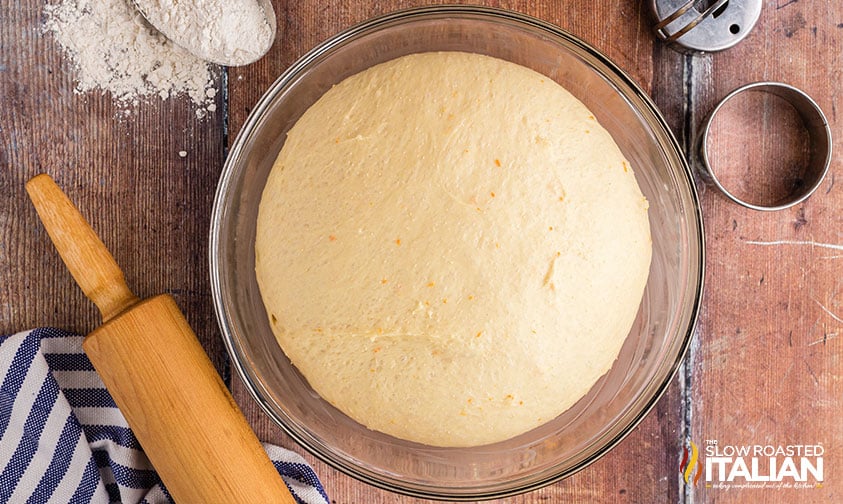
(44, 0), (217, 117)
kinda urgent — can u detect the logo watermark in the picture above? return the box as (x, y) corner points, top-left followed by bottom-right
(680, 440), (703, 485)
(680, 439), (824, 489)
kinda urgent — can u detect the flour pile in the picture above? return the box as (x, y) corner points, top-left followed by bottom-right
(44, 0), (217, 116)
(135, 0), (274, 66)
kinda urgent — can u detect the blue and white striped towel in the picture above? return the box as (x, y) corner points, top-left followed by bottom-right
(0, 328), (330, 504)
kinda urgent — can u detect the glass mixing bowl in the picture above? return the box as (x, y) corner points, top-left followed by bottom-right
(210, 5), (704, 500)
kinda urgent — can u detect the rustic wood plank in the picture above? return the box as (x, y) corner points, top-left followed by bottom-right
(687, 1), (842, 502)
(0, 0), (228, 372)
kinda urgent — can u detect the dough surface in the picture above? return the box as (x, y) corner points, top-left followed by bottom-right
(255, 52), (651, 447)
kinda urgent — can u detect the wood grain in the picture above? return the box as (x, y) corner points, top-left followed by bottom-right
(0, 1), (228, 372)
(1, 0), (841, 503)
(687, 1), (842, 502)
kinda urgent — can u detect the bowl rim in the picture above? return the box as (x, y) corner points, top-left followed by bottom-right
(210, 4), (705, 500)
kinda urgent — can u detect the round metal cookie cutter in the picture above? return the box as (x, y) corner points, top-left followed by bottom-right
(651, 0), (762, 52)
(697, 82), (833, 211)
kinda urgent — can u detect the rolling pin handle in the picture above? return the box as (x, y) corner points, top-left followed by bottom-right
(25, 174), (140, 322)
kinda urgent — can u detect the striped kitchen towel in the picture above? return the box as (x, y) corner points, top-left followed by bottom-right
(0, 328), (330, 504)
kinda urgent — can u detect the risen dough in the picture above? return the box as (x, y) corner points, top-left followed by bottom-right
(255, 52), (651, 447)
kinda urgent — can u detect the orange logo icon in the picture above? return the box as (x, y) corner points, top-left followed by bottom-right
(680, 440), (703, 485)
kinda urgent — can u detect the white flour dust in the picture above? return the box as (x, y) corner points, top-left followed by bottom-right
(44, 0), (218, 117)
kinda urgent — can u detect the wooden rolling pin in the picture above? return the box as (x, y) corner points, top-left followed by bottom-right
(26, 174), (295, 504)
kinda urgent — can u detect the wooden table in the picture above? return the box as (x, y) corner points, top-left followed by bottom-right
(2, 1), (840, 502)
